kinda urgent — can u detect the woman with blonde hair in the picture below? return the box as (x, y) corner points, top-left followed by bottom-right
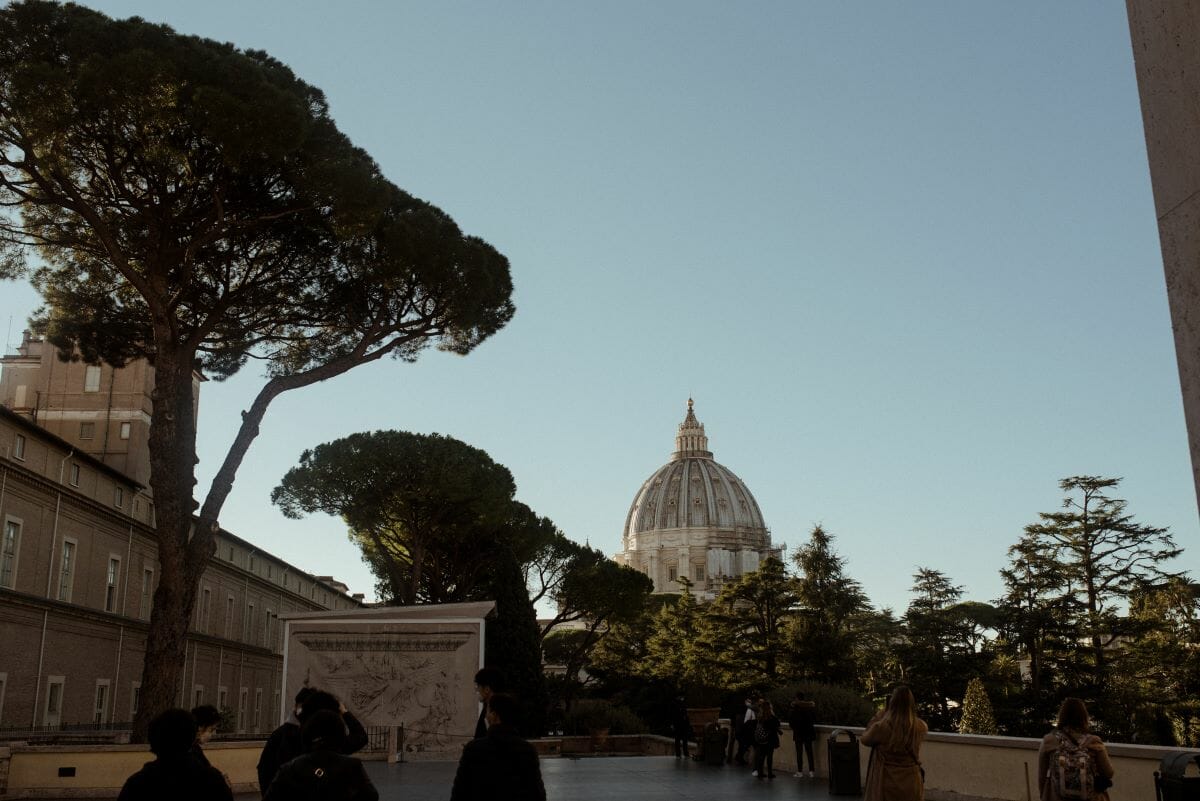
(861, 686), (928, 801)
(1037, 698), (1114, 801)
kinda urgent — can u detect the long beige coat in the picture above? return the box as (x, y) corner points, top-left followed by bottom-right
(1036, 729), (1114, 801)
(860, 716), (928, 801)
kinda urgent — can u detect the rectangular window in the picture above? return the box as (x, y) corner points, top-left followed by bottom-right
(57, 540), (76, 602)
(1, 519), (20, 589)
(217, 686), (228, 714)
(224, 595), (234, 639)
(79, 421), (95, 439)
(245, 602), (255, 643)
(695, 565), (705, 582)
(93, 679), (110, 725)
(44, 676), (65, 726)
(237, 688), (248, 733)
(249, 555), (256, 573)
(198, 587), (211, 633)
(254, 688), (263, 731)
(130, 682), (141, 718)
(141, 568), (154, 618)
(105, 557), (120, 612)
(0, 672), (7, 725)
(119, 421), (131, 440)
(68, 463), (80, 487)
(114, 486), (124, 509)
(272, 690), (281, 728)
(265, 610), (274, 650)
(84, 365), (101, 392)
(668, 565), (677, 583)
(193, 686), (204, 707)
(12, 434), (25, 460)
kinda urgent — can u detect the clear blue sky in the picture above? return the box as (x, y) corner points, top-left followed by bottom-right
(2, 1), (1194, 613)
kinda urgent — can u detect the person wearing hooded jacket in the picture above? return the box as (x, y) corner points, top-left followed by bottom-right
(257, 688), (368, 797)
(118, 708), (233, 801)
(263, 709), (379, 801)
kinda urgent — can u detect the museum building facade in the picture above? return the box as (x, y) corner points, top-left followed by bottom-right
(0, 330), (362, 734)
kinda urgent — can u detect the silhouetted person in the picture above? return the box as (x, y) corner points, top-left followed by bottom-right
(257, 688), (367, 796)
(787, 692), (817, 778)
(451, 693), (546, 801)
(473, 667), (505, 739)
(671, 694), (691, 759)
(734, 696), (757, 765)
(263, 709), (379, 801)
(190, 704), (222, 768)
(751, 699), (782, 779)
(118, 708), (233, 801)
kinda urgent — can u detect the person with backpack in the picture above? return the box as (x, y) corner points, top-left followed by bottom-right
(861, 686), (927, 801)
(1037, 698), (1114, 801)
(750, 700), (783, 779)
(263, 709), (378, 801)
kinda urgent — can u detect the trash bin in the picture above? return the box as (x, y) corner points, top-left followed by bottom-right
(703, 722), (728, 766)
(827, 729), (862, 796)
(1157, 751), (1200, 801)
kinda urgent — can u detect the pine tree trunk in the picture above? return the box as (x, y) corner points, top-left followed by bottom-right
(131, 354), (205, 741)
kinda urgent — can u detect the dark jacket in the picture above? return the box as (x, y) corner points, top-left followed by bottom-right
(788, 700), (817, 740)
(256, 712), (368, 796)
(450, 723), (546, 801)
(189, 741), (211, 768)
(475, 705), (488, 739)
(263, 749), (379, 801)
(118, 754), (233, 801)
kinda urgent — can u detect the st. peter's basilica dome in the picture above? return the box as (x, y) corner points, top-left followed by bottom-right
(615, 400), (780, 598)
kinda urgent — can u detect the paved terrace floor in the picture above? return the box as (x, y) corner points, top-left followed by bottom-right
(236, 756), (842, 800)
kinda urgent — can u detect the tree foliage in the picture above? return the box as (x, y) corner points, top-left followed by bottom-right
(0, 1), (513, 737)
(959, 677), (999, 735)
(272, 431), (524, 605)
(1015, 476), (1182, 730)
(695, 557), (798, 687)
(480, 548), (548, 737)
(790, 525), (868, 683)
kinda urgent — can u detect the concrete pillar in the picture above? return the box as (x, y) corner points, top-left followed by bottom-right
(1126, 1), (1200, 516)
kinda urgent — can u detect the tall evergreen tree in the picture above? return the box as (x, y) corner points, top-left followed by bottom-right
(695, 558), (798, 687)
(1021, 476), (1181, 720)
(902, 567), (965, 728)
(790, 525), (868, 683)
(481, 548), (548, 737)
(644, 579), (703, 685)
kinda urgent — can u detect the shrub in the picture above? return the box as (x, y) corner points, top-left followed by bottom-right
(562, 699), (647, 735)
(768, 681), (874, 727)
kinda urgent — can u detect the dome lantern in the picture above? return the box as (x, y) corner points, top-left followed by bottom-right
(673, 397), (712, 459)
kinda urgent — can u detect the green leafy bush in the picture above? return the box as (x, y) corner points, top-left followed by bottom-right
(562, 699), (647, 735)
(768, 681), (874, 727)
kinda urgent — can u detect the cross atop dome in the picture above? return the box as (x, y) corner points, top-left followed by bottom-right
(673, 398), (713, 459)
